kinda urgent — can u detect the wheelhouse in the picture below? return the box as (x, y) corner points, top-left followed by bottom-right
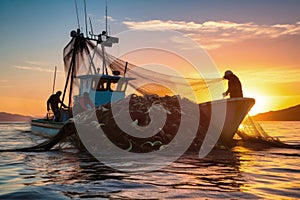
(76, 74), (134, 106)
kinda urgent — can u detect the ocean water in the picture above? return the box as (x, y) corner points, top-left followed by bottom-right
(0, 121), (299, 199)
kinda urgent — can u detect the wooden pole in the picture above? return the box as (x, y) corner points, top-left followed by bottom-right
(52, 66), (57, 94)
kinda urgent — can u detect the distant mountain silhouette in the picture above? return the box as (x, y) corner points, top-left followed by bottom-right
(253, 104), (300, 121)
(0, 112), (32, 122)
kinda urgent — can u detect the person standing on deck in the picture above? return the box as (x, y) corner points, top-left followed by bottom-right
(222, 70), (243, 98)
(47, 91), (68, 121)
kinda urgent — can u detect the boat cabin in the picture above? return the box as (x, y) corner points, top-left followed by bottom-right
(75, 74), (134, 107)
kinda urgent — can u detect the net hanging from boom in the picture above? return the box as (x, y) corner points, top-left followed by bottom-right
(62, 32), (224, 106)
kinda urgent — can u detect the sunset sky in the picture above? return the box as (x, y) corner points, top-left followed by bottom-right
(0, 0), (299, 116)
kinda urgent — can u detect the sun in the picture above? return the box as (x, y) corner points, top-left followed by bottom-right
(243, 90), (270, 116)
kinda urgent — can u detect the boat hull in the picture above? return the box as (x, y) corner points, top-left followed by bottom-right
(31, 97), (255, 149)
(31, 119), (64, 137)
(199, 97), (255, 144)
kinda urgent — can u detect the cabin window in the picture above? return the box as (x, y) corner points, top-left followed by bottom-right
(92, 79), (108, 91)
(110, 79), (127, 92)
(81, 79), (92, 93)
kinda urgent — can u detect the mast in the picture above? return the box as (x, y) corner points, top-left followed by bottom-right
(84, 0), (88, 37)
(103, 0), (108, 74)
(101, 40), (107, 75)
(60, 0), (119, 106)
(52, 66), (57, 94)
(74, 0), (80, 29)
(62, 31), (80, 108)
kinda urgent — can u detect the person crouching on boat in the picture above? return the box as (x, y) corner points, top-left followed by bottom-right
(47, 91), (68, 122)
(76, 92), (95, 112)
(79, 92), (95, 111)
(222, 70), (243, 98)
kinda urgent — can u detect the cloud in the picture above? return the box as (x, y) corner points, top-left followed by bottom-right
(107, 16), (116, 22)
(0, 80), (13, 88)
(14, 65), (63, 73)
(240, 67), (300, 83)
(124, 17), (132, 21)
(123, 20), (300, 49)
(0, 85), (13, 88)
(14, 61), (63, 74)
(97, 15), (117, 24)
(25, 60), (50, 66)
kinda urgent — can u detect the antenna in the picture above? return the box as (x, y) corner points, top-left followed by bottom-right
(89, 17), (94, 37)
(105, 0), (108, 33)
(84, 0), (88, 37)
(74, 0), (80, 29)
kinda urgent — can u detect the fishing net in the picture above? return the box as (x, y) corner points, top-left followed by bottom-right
(237, 116), (300, 149)
(62, 31), (224, 106)
(238, 115), (272, 140)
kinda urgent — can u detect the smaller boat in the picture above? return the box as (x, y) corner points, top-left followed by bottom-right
(31, 118), (65, 137)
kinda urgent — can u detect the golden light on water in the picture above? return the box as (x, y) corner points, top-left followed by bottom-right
(234, 145), (300, 199)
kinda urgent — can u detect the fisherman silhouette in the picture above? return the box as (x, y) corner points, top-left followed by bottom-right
(222, 70), (243, 98)
(47, 91), (68, 122)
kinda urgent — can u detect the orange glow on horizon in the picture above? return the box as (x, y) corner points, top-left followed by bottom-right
(0, 96), (46, 117)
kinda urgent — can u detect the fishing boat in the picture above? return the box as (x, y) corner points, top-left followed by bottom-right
(31, 4), (255, 147)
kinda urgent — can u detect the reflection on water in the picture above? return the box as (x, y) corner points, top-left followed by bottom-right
(0, 122), (299, 199)
(234, 145), (300, 199)
(1, 150), (250, 199)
